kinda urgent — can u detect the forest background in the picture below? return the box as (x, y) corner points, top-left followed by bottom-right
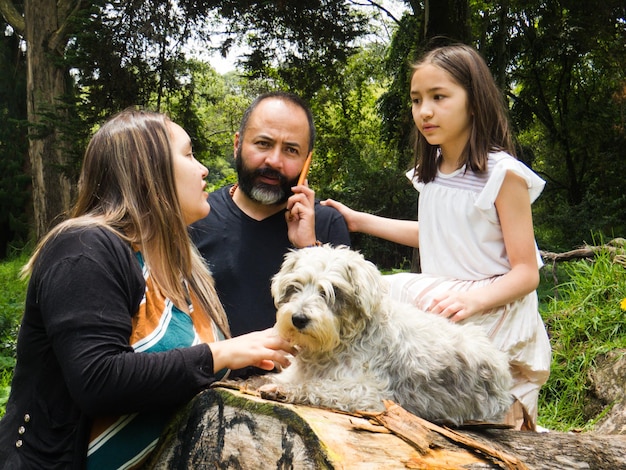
(0, 0), (625, 432)
(0, 0), (625, 265)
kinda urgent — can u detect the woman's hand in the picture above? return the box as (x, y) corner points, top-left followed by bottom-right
(209, 328), (296, 373)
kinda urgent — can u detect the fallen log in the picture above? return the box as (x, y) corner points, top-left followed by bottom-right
(540, 237), (626, 263)
(143, 387), (626, 470)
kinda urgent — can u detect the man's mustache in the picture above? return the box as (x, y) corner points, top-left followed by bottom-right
(255, 167), (287, 183)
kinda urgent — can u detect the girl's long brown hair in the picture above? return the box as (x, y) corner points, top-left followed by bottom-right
(412, 43), (515, 183)
(25, 108), (230, 338)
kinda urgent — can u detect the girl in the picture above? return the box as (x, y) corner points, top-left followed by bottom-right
(323, 44), (551, 430)
(0, 109), (294, 469)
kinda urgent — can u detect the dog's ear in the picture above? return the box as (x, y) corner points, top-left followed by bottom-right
(342, 250), (385, 317)
(271, 248), (301, 305)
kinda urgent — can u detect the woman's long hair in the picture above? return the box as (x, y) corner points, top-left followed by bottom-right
(412, 43), (515, 183)
(25, 108), (230, 337)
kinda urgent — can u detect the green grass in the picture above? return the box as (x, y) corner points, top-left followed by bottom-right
(537, 249), (626, 431)
(0, 252), (28, 416)
(0, 248), (625, 431)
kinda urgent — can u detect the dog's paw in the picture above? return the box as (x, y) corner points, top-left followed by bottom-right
(258, 383), (288, 402)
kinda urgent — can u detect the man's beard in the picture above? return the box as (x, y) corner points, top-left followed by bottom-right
(235, 147), (298, 205)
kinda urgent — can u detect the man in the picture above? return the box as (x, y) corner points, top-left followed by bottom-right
(190, 91), (351, 338)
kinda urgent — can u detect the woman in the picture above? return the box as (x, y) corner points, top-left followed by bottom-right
(0, 108), (294, 469)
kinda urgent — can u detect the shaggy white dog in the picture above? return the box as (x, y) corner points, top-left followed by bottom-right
(266, 245), (513, 425)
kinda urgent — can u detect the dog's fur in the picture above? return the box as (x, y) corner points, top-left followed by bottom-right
(267, 245), (513, 425)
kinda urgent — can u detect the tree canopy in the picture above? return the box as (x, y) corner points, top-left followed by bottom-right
(0, 0), (624, 264)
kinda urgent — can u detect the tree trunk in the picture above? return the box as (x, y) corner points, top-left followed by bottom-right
(24, 0), (72, 239)
(144, 387), (626, 470)
(424, 0), (471, 43)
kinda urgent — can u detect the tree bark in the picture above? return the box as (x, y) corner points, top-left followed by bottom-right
(0, 0), (24, 33)
(589, 349), (626, 435)
(24, 0), (74, 239)
(144, 387), (626, 470)
(1, 0), (81, 239)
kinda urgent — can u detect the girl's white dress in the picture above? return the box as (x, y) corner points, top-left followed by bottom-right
(386, 151), (551, 422)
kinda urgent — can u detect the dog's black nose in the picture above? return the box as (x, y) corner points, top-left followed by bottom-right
(291, 313), (309, 330)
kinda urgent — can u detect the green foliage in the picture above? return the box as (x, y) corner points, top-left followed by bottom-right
(493, 0), (626, 250)
(218, 0), (368, 97)
(538, 247), (626, 431)
(0, 252), (28, 416)
(3, 0), (624, 259)
(307, 42), (416, 268)
(534, 189), (626, 253)
(378, 9), (422, 153)
(165, 63), (251, 190)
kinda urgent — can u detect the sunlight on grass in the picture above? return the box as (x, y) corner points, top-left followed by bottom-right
(0, 253), (28, 416)
(538, 249), (626, 431)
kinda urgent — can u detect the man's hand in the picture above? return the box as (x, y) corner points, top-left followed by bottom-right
(286, 184), (316, 248)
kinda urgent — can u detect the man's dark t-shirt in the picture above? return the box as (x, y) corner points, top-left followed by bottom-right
(189, 185), (351, 338)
